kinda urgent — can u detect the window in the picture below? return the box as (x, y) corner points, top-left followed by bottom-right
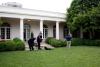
(43, 24), (48, 39)
(0, 23), (10, 39)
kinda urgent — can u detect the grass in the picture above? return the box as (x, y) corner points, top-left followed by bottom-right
(0, 46), (100, 67)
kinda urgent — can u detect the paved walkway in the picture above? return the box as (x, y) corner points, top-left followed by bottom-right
(25, 42), (54, 50)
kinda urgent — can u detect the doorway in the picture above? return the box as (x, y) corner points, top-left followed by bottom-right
(43, 24), (48, 39)
(24, 24), (31, 41)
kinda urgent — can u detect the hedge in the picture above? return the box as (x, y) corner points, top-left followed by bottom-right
(72, 38), (100, 46)
(45, 37), (66, 47)
(45, 37), (100, 47)
(13, 38), (25, 50)
(0, 40), (16, 51)
(0, 38), (25, 52)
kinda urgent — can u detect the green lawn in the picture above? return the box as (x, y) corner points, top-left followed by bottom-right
(0, 46), (100, 67)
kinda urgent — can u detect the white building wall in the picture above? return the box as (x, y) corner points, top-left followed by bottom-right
(2, 18), (65, 40)
(3, 18), (20, 40)
(9, 20), (20, 39)
(25, 21), (55, 38)
(0, 5), (66, 40)
(29, 21), (40, 38)
(48, 25), (53, 37)
(43, 21), (55, 37)
(0, 6), (65, 20)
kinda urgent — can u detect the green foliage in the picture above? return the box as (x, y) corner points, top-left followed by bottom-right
(13, 38), (22, 42)
(0, 40), (16, 51)
(0, 38), (25, 52)
(13, 38), (25, 50)
(46, 37), (100, 47)
(45, 37), (54, 44)
(88, 4), (100, 29)
(67, 0), (100, 24)
(72, 38), (100, 46)
(45, 37), (66, 47)
(71, 38), (83, 46)
(66, 0), (100, 39)
(72, 14), (90, 31)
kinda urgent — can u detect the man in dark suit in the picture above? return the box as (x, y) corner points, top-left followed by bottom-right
(28, 37), (35, 51)
(37, 32), (42, 50)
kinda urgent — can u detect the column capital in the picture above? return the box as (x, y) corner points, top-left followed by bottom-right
(20, 18), (24, 20)
(56, 21), (60, 23)
(40, 19), (44, 21)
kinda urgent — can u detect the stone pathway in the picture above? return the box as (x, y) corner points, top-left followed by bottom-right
(25, 42), (54, 51)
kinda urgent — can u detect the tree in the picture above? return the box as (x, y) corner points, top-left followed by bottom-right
(72, 14), (90, 38)
(87, 4), (100, 39)
(66, 0), (100, 39)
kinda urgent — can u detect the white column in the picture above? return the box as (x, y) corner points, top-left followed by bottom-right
(20, 18), (24, 41)
(40, 19), (43, 38)
(56, 21), (60, 39)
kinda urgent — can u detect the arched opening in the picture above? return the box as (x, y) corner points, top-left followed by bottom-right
(63, 25), (68, 38)
(24, 23), (31, 41)
(43, 24), (48, 39)
(53, 25), (56, 38)
(0, 23), (10, 39)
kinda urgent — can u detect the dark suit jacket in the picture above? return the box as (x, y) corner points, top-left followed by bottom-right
(37, 35), (42, 43)
(28, 38), (35, 46)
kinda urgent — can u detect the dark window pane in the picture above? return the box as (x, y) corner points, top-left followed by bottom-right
(53, 26), (56, 38)
(1, 28), (5, 39)
(6, 28), (10, 39)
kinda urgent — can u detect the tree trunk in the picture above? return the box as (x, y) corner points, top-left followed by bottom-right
(89, 29), (93, 39)
(80, 27), (83, 39)
(92, 29), (95, 39)
(68, 29), (71, 34)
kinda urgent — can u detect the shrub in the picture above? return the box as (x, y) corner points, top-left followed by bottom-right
(72, 38), (100, 46)
(45, 37), (54, 44)
(0, 38), (25, 52)
(5, 40), (16, 51)
(71, 38), (83, 46)
(13, 38), (22, 42)
(13, 38), (25, 50)
(45, 37), (66, 47)
(0, 40), (16, 51)
(0, 40), (7, 51)
(45, 37), (100, 47)
(95, 40), (100, 46)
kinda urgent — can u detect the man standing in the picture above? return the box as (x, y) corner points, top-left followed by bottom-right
(65, 33), (72, 48)
(37, 32), (42, 50)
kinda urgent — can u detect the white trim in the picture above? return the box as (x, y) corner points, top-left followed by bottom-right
(0, 6), (65, 19)
(0, 6), (65, 22)
(0, 39), (11, 41)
